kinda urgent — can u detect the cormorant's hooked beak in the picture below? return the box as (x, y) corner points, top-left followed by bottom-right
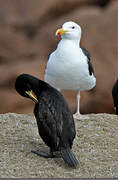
(25, 91), (38, 103)
(56, 28), (68, 36)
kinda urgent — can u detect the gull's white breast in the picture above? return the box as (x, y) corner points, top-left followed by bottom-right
(45, 40), (96, 90)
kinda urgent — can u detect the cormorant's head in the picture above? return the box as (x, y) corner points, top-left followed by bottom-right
(56, 21), (82, 41)
(15, 74), (38, 103)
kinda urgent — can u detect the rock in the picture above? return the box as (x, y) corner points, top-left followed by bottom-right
(0, 112), (118, 177)
(0, 0), (117, 114)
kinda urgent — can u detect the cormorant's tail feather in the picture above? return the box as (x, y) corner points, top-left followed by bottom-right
(61, 148), (79, 168)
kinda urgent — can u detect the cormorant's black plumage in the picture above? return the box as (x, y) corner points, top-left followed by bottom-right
(112, 79), (118, 115)
(15, 74), (78, 167)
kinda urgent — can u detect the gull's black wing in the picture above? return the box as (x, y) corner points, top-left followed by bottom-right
(81, 46), (94, 76)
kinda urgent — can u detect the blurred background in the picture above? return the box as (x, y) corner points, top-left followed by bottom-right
(0, 0), (117, 114)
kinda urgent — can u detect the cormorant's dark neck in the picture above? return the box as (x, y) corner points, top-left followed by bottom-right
(29, 76), (50, 97)
(37, 80), (49, 95)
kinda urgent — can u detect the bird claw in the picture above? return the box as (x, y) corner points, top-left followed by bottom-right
(31, 150), (55, 158)
(73, 113), (89, 120)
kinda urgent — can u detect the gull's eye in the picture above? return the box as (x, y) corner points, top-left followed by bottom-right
(72, 26), (75, 29)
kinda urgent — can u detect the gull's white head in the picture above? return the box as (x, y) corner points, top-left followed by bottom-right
(56, 21), (82, 40)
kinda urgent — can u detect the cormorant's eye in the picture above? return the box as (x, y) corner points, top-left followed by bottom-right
(72, 26), (75, 29)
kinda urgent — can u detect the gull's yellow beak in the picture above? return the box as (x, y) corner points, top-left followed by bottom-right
(56, 28), (67, 36)
(25, 91), (38, 103)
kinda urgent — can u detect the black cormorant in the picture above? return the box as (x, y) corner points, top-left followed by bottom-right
(112, 79), (118, 115)
(15, 74), (78, 167)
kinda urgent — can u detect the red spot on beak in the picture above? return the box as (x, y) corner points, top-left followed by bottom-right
(58, 32), (61, 36)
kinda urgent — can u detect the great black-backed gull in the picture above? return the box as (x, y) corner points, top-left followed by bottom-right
(45, 21), (96, 119)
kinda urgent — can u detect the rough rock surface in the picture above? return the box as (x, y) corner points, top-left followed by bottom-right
(0, 0), (117, 114)
(0, 113), (118, 178)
